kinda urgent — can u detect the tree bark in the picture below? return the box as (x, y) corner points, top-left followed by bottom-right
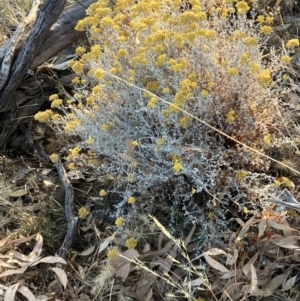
(0, 0), (97, 151)
(0, 0), (67, 112)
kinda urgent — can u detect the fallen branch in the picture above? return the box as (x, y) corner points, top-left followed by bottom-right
(0, 0), (42, 90)
(0, 0), (67, 111)
(55, 158), (79, 260)
(28, 137), (79, 261)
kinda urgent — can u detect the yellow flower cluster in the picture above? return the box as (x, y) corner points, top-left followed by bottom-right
(34, 110), (54, 123)
(65, 119), (82, 133)
(286, 39), (299, 49)
(67, 146), (81, 161)
(274, 177), (294, 189)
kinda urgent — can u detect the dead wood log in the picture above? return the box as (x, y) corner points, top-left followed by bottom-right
(0, 0), (67, 112)
(0, 0), (97, 151)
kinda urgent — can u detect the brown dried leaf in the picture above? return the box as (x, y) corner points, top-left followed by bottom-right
(17, 286), (37, 301)
(31, 256), (67, 266)
(249, 288), (272, 297)
(229, 217), (244, 227)
(183, 224), (196, 248)
(186, 242), (197, 252)
(29, 233), (43, 259)
(5, 283), (19, 301)
(220, 269), (242, 279)
(282, 275), (297, 291)
(243, 253), (258, 277)
(142, 243), (150, 253)
(267, 220), (296, 233)
(118, 153), (137, 163)
(0, 237), (8, 247)
(98, 232), (116, 254)
(270, 235), (300, 249)
(126, 139), (136, 157)
(79, 245), (95, 256)
(0, 261), (16, 269)
(258, 218), (267, 238)
(134, 279), (152, 300)
(203, 254), (229, 273)
(0, 266), (27, 277)
(202, 248), (227, 256)
(220, 282), (243, 301)
(158, 250), (176, 274)
(238, 216), (257, 240)
(6, 234), (37, 247)
(123, 249), (140, 260)
(116, 263), (131, 282)
(144, 288), (153, 301)
(51, 267), (68, 289)
(9, 188), (27, 197)
(268, 273), (285, 291)
(250, 263), (258, 293)
(182, 277), (204, 288)
(226, 248), (238, 266)
(10, 250), (40, 263)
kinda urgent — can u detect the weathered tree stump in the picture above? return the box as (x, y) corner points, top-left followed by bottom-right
(0, 0), (97, 151)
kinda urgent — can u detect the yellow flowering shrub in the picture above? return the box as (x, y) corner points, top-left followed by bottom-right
(37, 0), (295, 257)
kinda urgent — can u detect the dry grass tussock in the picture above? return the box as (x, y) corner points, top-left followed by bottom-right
(2, 0), (300, 300)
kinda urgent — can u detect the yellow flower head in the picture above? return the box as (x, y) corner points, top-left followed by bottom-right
(281, 55), (291, 64)
(148, 97), (158, 108)
(236, 170), (248, 180)
(115, 217), (123, 227)
(226, 109), (235, 124)
(50, 98), (63, 109)
(102, 124), (109, 131)
(49, 153), (59, 163)
(258, 69), (272, 87)
(34, 110), (54, 123)
(286, 39), (299, 49)
(173, 162), (183, 174)
(99, 189), (107, 197)
(227, 67), (238, 76)
(78, 207), (88, 219)
(236, 1), (250, 14)
(75, 46), (86, 56)
(260, 25), (273, 35)
(107, 248), (119, 260)
(85, 136), (94, 145)
(125, 237), (137, 249)
(49, 94), (58, 101)
(68, 162), (75, 170)
(128, 196), (136, 204)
